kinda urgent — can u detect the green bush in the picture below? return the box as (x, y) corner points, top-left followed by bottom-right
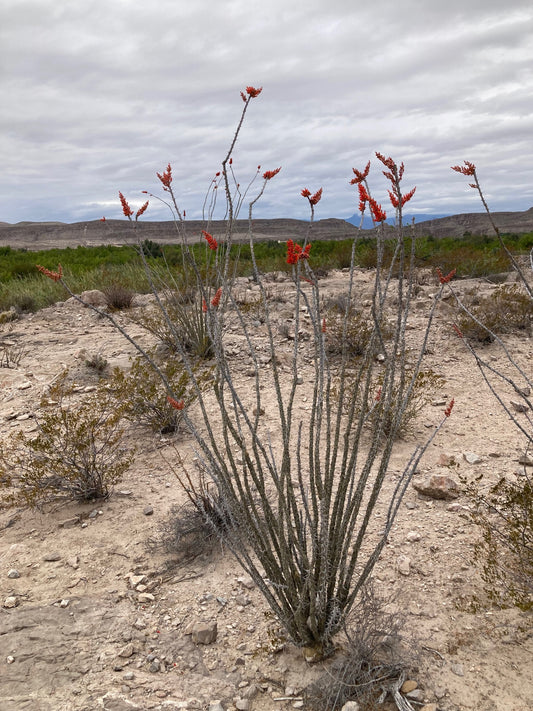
(0, 372), (134, 506)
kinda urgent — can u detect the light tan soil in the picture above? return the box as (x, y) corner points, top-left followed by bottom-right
(0, 269), (532, 711)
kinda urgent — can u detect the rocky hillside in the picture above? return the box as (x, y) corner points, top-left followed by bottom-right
(1, 208), (532, 251)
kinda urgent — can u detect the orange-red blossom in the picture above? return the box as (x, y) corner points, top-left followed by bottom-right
(167, 396), (185, 410)
(287, 239), (311, 265)
(444, 399), (455, 417)
(202, 230), (218, 250)
(37, 264), (63, 282)
(436, 267), (456, 284)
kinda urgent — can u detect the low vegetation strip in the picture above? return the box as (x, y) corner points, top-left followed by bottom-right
(0, 232), (532, 313)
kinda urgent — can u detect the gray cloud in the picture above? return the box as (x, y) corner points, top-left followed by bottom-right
(1, 0), (532, 225)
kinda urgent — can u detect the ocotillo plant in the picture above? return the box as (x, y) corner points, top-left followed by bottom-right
(39, 86), (454, 656)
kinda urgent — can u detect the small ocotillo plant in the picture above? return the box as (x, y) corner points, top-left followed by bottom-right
(38, 86), (453, 657)
(443, 161), (533, 610)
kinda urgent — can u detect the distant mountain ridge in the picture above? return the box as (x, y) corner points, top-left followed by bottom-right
(1, 208), (532, 250)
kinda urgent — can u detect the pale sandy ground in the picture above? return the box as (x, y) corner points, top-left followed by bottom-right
(0, 268), (532, 711)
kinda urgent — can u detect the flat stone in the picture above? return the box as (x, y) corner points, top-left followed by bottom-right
(518, 454), (533, 466)
(3, 596), (19, 608)
(142, 505), (154, 516)
(463, 452), (482, 464)
(7, 569), (20, 579)
(510, 400), (529, 413)
(59, 516), (80, 528)
(413, 474), (459, 500)
(340, 703), (360, 711)
(43, 552), (61, 562)
(138, 593), (155, 603)
(401, 679), (418, 693)
(451, 663), (464, 677)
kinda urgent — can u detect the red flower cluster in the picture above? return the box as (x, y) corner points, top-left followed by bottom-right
(436, 267), (456, 284)
(321, 317), (326, 333)
(262, 167), (281, 180)
(301, 187), (322, 206)
(157, 163), (172, 190)
(350, 161), (371, 185)
(375, 152), (396, 171)
(241, 86), (263, 101)
(286, 239), (312, 264)
(368, 197), (387, 223)
(358, 184), (369, 213)
(444, 398), (455, 418)
(388, 186), (416, 209)
(136, 201), (149, 218)
(37, 263), (63, 282)
(100, 216), (106, 222)
(451, 160), (476, 176)
(167, 395), (185, 410)
(119, 191), (133, 217)
(202, 230), (218, 250)
(211, 287), (223, 308)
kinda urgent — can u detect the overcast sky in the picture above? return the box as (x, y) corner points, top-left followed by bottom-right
(2, 0), (532, 225)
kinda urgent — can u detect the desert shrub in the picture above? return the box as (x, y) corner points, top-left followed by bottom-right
(324, 307), (387, 359)
(84, 350), (108, 374)
(304, 584), (416, 710)
(0, 372), (134, 506)
(464, 472), (533, 611)
(368, 368), (446, 439)
(456, 284), (533, 342)
(0, 342), (27, 369)
(132, 290), (214, 359)
(103, 283), (135, 310)
(151, 449), (236, 563)
(109, 351), (209, 433)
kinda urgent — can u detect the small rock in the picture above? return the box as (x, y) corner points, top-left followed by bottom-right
(118, 643), (135, 658)
(3, 596), (19, 608)
(60, 599), (70, 608)
(397, 555), (411, 576)
(138, 593), (155, 603)
(17, 381), (32, 390)
(401, 680), (418, 693)
(238, 575), (255, 589)
(235, 700), (251, 711)
(191, 620), (218, 645)
(59, 516), (80, 529)
(133, 618), (147, 630)
(43, 552), (61, 562)
(406, 689), (424, 701)
(143, 505), (154, 516)
(123, 671), (134, 681)
(518, 454), (533, 466)
(7, 569), (20, 579)
(7, 655), (15, 664)
(406, 531), (421, 542)
(149, 659), (161, 673)
(127, 573), (146, 588)
(66, 555), (80, 569)
(463, 452), (482, 465)
(510, 400), (529, 413)
(413, 474), (459, 500)
(340, 702), (360, 711)
(209, 703), (224, 711)
(451, 663), (464, 677)
(421, 704), (437, 711)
